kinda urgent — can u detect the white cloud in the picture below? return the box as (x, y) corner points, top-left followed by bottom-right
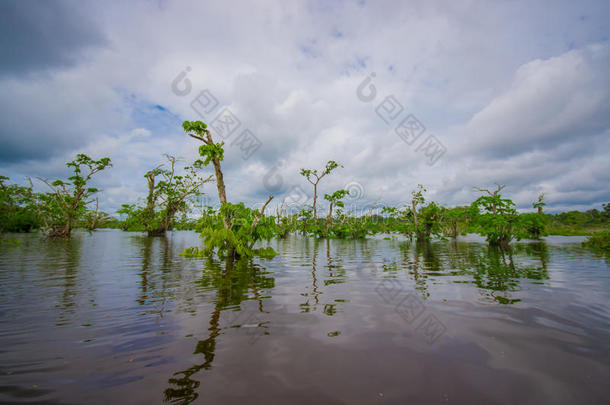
(1, 0), (609, 215)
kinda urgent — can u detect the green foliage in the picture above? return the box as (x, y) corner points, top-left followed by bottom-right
(470, 192), (518, 247)
(533, 193), (546, 213)
(544, 206), (609, 235)
(415, 201), (444, 239)
(37, 154), (112, 237)
(582, 230), (609, 251)
(442, 206), (470, 237)
(117, 204), (146, 231)
(182, 120), (225, 165)
(324, 189), (349, 207)
(184, 202), (277, 259)
(299, 160), (343, 218)
(118, 156), (211, 235)
(517, 212), (549, 239)
(198, 144), (224, 165)
(0, 176), (41, 232)
(299, 160), (342, 180)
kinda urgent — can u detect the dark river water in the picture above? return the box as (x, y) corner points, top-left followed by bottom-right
(0, 230), (609, 404)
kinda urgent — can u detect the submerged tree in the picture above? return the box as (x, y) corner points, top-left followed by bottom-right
(146, 155), (212, 236)
(533, 192), (546, 215)
(183, 121), (229, 228)
(181, 120), (276, 259)
(470, 184), (519, 247)
(324, 189), (349, 234)
(82, 198), (114, 231)
(517, 193), (548, 240)
(0, 176), (40, 232)
(410, 184), (426, 233)
(37, 154), (112, 238)
(300, 160), (342, 218)
(442, 206), (470, 237)
(117, 155), (212, 236)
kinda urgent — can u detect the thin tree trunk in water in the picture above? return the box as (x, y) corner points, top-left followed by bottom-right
(412, 201), (418, 230)
(188, 130), (229, 228)
(326, 201), (333, 233)
(313, 183), (318, 218)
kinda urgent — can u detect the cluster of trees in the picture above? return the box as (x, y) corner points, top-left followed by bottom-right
(1, 154), (113, 237)
(2, 119), (608, 255)
(269, 182), (553, 248)
(117, 154), (212, 236)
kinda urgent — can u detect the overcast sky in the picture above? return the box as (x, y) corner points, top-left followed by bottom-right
(1, 0), (609, 215)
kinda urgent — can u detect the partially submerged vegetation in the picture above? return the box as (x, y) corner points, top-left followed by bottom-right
(1, 154), (112, 237)
(582, 230), (609, 251)
(1, 121), (608, 259)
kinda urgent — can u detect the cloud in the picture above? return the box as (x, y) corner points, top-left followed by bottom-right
(455, 44), (610, 158)
(0, 0), (106, 77)
(0, 0), (609, 215)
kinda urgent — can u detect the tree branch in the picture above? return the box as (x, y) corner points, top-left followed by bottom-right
(251, 195), (274, 230)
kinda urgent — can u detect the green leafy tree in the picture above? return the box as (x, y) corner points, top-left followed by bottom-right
(146, 155), (212, 236)
(517, 193), (549, 239)
(416, 201), (444, 239)
(300, 160), (342, 218)
(533, 193), (546, 215)
(324, 189), (349, 234)
(183, 197), (276, 259)
(0, 176), (40, 232)
(37, 154), (112, 237)
(117, 203), (145, 231)
(410, 184), (426, 233)
(443, 206), (470, 237)
(82, 198), (115, 231)
(470, 185), (519, 247)
(181, 120), (276, 258)
(183, 121), (229, 228)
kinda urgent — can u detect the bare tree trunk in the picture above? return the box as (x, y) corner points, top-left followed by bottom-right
(212, 157), (227, 205)
(412, 200), (418, 230)
(326, 201), (333, 233)
(313, 183), (318, 218)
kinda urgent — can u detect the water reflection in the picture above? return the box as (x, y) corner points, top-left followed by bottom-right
(453, 242), (549, 304)
(1, 232), (608, 405)
(43, 237), (83, 326)
(164, 256), (275, 404)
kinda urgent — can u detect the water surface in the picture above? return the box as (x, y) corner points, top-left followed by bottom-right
(1, 231), (608, 404)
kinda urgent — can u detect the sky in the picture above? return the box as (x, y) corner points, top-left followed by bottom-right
(1, 0), (609, 216)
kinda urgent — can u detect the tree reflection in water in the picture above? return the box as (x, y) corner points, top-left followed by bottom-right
(388, 239), (550, 304)
(163, 256), (274, 404)
(163, 237), (553, 403)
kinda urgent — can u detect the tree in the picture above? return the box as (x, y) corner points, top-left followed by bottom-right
(533, 193), (546, 215)
(181, 120), (276, 258)
(410, 184), (426, 232)
(443, 206), (469, 237)
(146, 155), (212, 236)
(37, 154), (112, 238)
(300, 161), (342, 218)
(117, 203), (144, 231)
(82, 198), (114, 231)
(416, 201), (443, 239)
(518, 193), (548, 239)
(183, 121), (229, 228)
(324, 189), (349, 234)
(470, 184), (518, 247)
(0, 176), (40, 232)
(183, 197), (276, 259)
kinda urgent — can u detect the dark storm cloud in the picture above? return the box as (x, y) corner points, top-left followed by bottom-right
(0, 0), (106, 77)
